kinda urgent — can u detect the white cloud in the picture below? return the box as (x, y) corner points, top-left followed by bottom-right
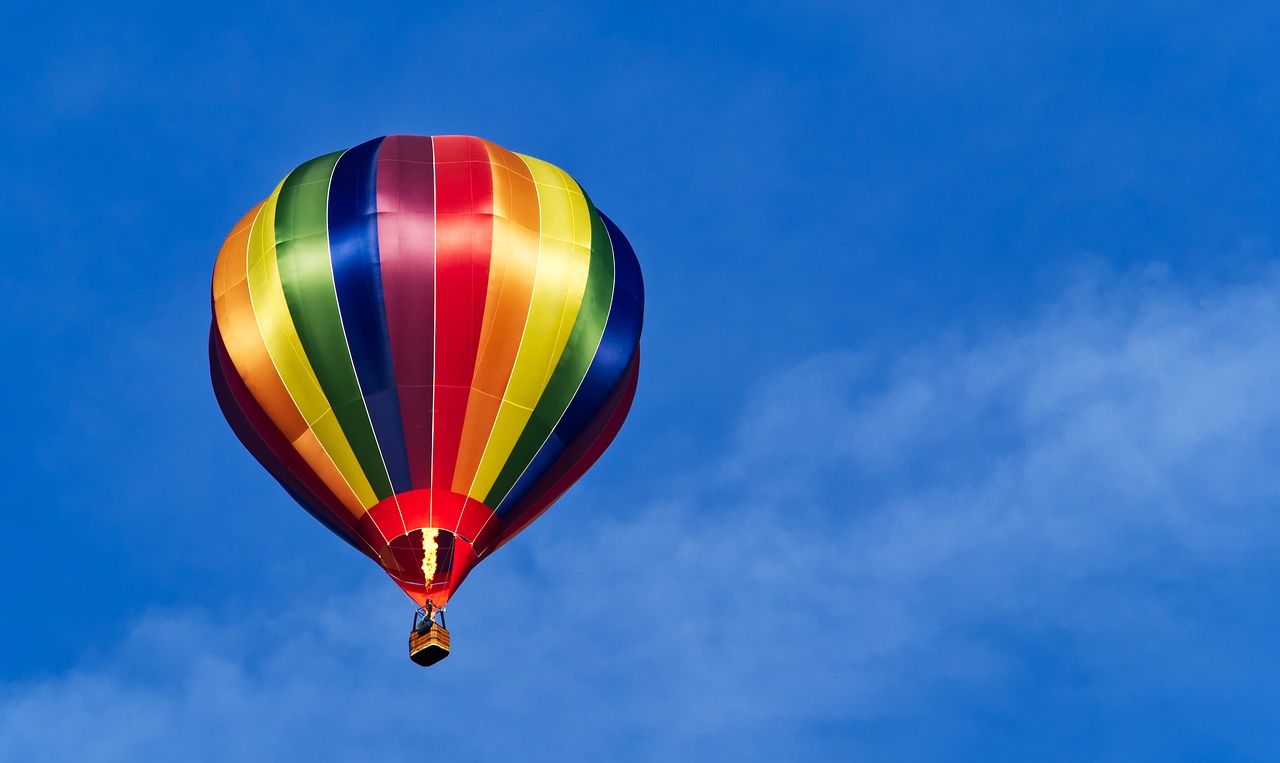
(7, 268), (1280, 760)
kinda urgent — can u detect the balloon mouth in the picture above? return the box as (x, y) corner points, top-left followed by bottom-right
(355, 488), (500, 609)
(382, 527), (480, 608)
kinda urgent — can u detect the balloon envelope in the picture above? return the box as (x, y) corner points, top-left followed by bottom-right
(210, 135), (643, 608)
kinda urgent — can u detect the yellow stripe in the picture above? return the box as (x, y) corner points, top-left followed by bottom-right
(244, 182), (380, 508)
(468, 155), (593, 499)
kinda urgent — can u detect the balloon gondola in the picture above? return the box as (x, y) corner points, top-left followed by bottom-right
(209, 135), (644, 665)
(409, 604), (450, 666)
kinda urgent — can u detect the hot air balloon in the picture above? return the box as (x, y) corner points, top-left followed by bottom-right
(209, 135), (643, 666)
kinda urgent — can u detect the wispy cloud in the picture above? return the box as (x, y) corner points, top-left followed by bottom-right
(8, 267), (1280, 760)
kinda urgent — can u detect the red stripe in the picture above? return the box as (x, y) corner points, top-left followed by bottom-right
(376, 135), (437, 489)
(484, 352), (640, 555)
(430, 136), (494, 488)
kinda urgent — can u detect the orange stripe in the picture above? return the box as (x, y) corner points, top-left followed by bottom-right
(450, 142), (542, 493)
(212, 201), (367, 518)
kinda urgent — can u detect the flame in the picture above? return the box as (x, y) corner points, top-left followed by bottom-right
(421, 528), (441, 589)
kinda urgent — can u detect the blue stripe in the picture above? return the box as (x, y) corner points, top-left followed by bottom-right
(495, 211), (644, 517)
(327, 137), (414, 494)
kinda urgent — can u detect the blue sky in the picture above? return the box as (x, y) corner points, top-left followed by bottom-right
(5, 1), (1280, 760)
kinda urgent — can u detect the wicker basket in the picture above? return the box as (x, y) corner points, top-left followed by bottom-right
(409, 623), (451, 666)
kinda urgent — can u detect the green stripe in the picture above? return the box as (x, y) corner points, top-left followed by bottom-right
(274, 151), (393, 501)
(485, 198), (616, 506)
